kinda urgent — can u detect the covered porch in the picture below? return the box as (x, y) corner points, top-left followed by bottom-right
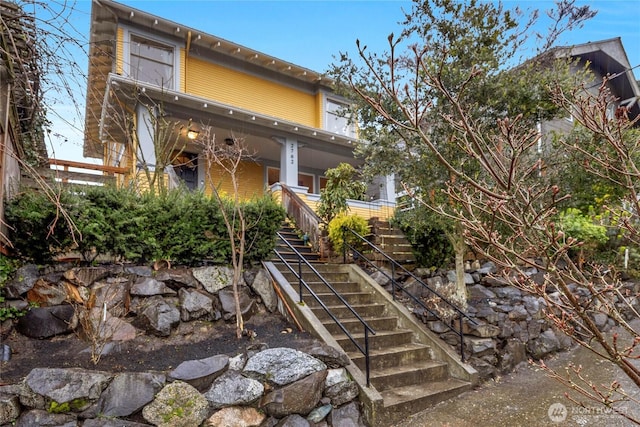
(97, 74), (397, 218)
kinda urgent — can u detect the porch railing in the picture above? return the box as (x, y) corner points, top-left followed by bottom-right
(279, 184), (323, 253)
(21, 159), (128, 189)
(274, 231), (376, 386)
(342, 227), (476, 362)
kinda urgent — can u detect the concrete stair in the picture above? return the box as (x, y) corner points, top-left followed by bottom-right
(267, 262), (477, 426)
(367, 218), (415, 265)
(273, 222), (321, 262)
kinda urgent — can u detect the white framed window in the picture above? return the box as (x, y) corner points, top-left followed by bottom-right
(129, 34), (175, 89)
(325, 98), (356, 138)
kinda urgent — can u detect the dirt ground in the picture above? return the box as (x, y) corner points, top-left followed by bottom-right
(0, 310), (317, 385)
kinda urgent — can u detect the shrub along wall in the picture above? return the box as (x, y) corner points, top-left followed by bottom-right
(5, 187), (285, 266)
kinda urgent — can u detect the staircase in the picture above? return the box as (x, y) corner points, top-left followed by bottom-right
(265, 260), (477, 426)
(273, 221), (321, 263)
(368, 218), (415, 265)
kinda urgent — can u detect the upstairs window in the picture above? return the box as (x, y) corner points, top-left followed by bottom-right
(325, 99), (356, 138)
(130, 34), (174, 89)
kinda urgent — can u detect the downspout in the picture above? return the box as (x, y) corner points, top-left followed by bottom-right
(185, 31), (191, 93)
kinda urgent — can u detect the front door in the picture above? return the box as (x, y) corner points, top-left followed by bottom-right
(173, 152), (198, 190)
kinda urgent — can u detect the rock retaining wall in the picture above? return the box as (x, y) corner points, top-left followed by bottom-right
(0, 263), (366, 426)
(371, 261), (638, 379)
(0, 346), (364, 426)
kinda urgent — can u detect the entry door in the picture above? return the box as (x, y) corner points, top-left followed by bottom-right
(173, 152), (198, 190)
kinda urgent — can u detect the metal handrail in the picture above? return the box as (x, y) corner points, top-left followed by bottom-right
(274, 231), (376, 386)
(342, 227), (476, 362)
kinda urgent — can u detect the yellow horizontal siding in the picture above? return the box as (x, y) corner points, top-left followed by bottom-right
(292, 193), (394, 221)
(116, 28), (124, 74)
(186, 57), (317, 127)
(205, 161), (265, 200)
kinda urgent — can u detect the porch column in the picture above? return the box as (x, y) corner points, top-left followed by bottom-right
(276, 136), (299, 188)
(384, 174), (397, 203)
(135, 104), (156, 169)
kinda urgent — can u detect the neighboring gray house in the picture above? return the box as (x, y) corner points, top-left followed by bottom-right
(540, 37), (639, 142)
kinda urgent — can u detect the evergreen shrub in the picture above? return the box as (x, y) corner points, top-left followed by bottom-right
(5, 187), (285, 266)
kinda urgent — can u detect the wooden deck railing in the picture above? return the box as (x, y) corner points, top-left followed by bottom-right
(21, 159), (129, 188)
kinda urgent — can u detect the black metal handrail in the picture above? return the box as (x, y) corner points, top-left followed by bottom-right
(342, 227), (476, 362)
(274, 231), (377, 386)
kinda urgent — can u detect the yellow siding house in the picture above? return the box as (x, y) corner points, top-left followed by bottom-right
(83, 0), (396, 220)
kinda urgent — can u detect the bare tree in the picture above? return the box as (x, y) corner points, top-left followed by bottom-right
(198, 126), (255, 339)
(348, 31), (640, 423)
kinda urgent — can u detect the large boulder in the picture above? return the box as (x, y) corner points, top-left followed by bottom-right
(154, 267), (198, 289)
(5, 264), (39, 298)
(15, 409), (76, 427)
(219, 286), (256, 322)
(248, 269), (278, 312)
(142, 381), (209, 427)
(91, 278), (131, 317)
(328, 401), (365, 427)
(83, 419), (152, 427)
(26, 278), (67, 307)
(300, 343), (350, 368)
(25, 368), (112, 410)
(260, 370), (327, 417)
(204, 370), (264, 409)
(527, 329), (560, 359)
(243, 348), (327, 386)
(178, 288), (218, 322)
(169, 354), (229, 392)
(275, 414), (312, 427)
(63, 267), (112, 287)
(203, 406), (265, 427)
(84, 307), (137, 342)
(16, 305), (76, 339)
(193, 266), (241, 294)
(0, 393), (20, 425)
(132, 296), (180, 337)
(324, 368), (359, 407)
(130, 277), (176, 297)
(85, 372), (165, 418)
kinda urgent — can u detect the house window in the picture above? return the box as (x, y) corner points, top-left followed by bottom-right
(130, 34), (174, 89)
(325, 99), (356, 138)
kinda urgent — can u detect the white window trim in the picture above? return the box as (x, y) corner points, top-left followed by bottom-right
(121, 25), (180, 90)
(322, 94), (357, 138)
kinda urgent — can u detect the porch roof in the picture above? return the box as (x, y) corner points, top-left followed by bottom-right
(101, 74), (361, 171)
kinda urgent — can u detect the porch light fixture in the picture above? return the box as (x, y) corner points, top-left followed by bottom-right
(187, 129), (199, 140)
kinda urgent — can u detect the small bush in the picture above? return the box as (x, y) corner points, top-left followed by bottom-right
(327, 213), (370, 254)
(392, 207), (453, 268)
(557, 208), (608, 260)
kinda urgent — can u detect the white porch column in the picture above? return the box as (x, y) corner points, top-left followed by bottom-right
(384, 174), (397, 203)
(276, 136), (299, 188)
(136, 104), (156, 169)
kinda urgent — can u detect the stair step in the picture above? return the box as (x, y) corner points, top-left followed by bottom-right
(305, 291), (374, 307)
(322, 316), (398, 334)
(369, 360), (449, 391)
(310, 303), (386, 320)
(278, 271), (351, 284)
(305, 281), (363, 293)
(349, 343), (432, 371)
(380, 379), (472, 418)
(335, 329), (414, 352)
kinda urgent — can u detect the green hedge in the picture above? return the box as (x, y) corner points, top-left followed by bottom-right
(5, 187), (285, 266)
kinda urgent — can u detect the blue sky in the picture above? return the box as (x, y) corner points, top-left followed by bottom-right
(48, 0), (640, 162)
